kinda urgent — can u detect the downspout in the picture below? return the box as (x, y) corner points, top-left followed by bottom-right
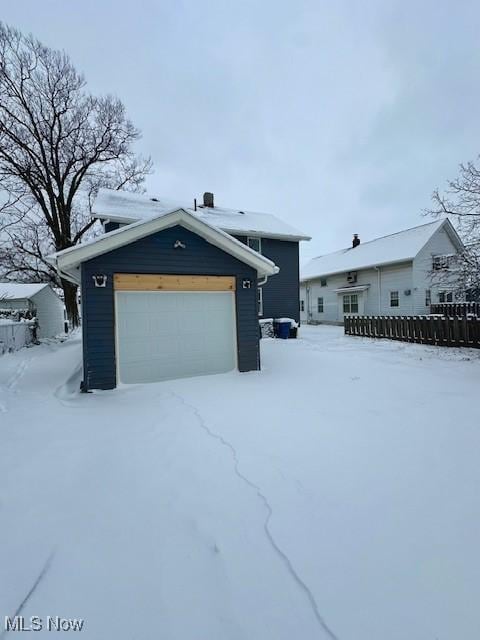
(374, 266), (381, 314)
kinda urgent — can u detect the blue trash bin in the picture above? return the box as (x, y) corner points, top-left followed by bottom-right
(274, 320), (291, 339)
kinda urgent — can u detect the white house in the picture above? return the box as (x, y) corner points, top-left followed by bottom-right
(0, 283), (65, 338)
(300, 219), (463, 324)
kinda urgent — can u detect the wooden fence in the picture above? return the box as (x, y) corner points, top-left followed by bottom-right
(344, 315), (480, 348)
(0, 321), (34, 355)
(430, 302), (480, 317)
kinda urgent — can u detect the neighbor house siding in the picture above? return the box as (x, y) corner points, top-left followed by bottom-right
(412, 226), (460, 311)
(233, 236), (300, 323)
(372, 262), (414, 315)
(81, 224), (260, 390)
(31, 286), (65, 339)
(301, 261), (414, 323)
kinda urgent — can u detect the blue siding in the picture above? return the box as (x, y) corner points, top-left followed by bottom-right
(234, 236), (300, 322)
(81, 225), (260, 390)
(104, 221), (121, 233)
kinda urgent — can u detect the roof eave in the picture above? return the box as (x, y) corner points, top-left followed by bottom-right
(300, 257), (414, 282)
(224, 228), (311, 242)
(93, 213), (311, 242)
(51, 209), (279, 281)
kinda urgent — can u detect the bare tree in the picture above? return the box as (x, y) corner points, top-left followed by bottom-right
(0, 23), (152, 325)
(427, 158), (480, 300)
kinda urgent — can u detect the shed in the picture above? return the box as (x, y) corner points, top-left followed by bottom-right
(49, 207), (279, 390)
(0, 283), (65, 339)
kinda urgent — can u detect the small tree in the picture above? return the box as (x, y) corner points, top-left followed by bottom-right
(427, 158), (480, 300)
(0, 23), (152, 325)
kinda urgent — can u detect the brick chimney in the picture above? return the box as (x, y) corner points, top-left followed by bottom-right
(352, 233), (360, 248)
(203, 192), (214, 208)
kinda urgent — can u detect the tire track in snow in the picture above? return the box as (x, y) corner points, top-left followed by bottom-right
(172, 391), (340, 640)
(6, 359), (30, 391)
(1, 549), (56, 639)
(0, 358), (32, 414)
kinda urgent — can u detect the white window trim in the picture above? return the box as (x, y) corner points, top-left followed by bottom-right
(439, 290), (454, 303)
(317, 297), (324, 313)
(258, 287), (263, 316)
(343, 293), (359, 314)
(433, 254), (456, 270)
(390, 290), (399, 307)
(247, 236), (262, 254)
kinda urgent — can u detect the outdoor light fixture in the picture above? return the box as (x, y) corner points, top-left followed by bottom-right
(92, 274), (107, 288)
(174, 240), (186, 249)
(242, 279), (252, 289)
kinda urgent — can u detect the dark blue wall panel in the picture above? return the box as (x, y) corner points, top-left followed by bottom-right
(81, 225), (260, 390)
(104, 221), (121, 233)
(233, 237), (300, 322)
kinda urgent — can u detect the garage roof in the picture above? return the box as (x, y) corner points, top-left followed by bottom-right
(0, 282), (49, 300)
(49, 207), (280, 284)
(93, 188), (311, 242)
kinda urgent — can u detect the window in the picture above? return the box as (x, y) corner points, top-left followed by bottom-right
(390, 291), (399, 307)
(247, 237), (262, 253)
(343, 294), (358, 314)
(439, 291), (453, 303)
(317, 297), (324, 313)
(425, 289), (431, 307)
(433, 254), (456, 270)
(258, 287), (263, 316)
(320, 278), (327, 287)
(300, 300), (305, 312)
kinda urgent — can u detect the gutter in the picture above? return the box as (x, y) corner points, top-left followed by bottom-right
(374, 266), (381, 313)
(46, 254), (81, 286)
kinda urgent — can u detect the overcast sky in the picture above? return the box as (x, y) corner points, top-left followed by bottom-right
(3, 1), (480, 261)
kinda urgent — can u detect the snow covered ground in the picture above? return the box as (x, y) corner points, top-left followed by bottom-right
(1, 326), (479, 639)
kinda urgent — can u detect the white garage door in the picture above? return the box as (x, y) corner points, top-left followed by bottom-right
(115, 291), (237, 384)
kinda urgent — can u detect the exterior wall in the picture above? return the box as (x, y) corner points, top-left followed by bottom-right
(370, 263), (414, 315)
(0, 288), (64, 338)
(301, 261), (414, 323)
(412, 226), (460, 311)
(101, 224), (301, 324)
(233, 236), (300, 323)
(31, 287), (65, 338)
(81, 224), (260, 391)
(104, 221), (121, 233)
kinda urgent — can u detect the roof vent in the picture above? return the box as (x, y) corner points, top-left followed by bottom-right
(151, 198), (159, 202)
(203, 192), (214, 208)
(352, 234), (360, 248)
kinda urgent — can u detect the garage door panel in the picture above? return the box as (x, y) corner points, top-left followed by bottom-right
(116, 291), (236, 384)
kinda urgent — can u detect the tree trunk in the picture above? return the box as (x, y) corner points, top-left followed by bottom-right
(61, 278), (79, 329)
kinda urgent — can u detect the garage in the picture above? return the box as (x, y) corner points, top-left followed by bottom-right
(115, 274), (237, 384)
(51, 206), (278, 390)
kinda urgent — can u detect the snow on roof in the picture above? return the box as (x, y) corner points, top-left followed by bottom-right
(93, 189), (310, 241)
(0, 282), (49, 300)
(301, 219), (448, 281)
(50, 206), (279, 284)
